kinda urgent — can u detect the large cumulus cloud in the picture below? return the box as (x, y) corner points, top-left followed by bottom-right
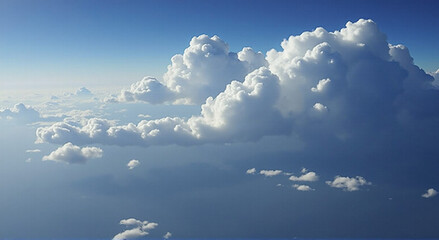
(36, 19), (439, 148)
(111, 34), (267, 104)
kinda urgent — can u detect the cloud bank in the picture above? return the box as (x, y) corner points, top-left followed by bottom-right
(36, 19), (439, 150)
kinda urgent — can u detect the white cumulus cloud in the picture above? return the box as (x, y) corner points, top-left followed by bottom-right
(293, 184), (315, 191)
(127, 159), (140, 170)
(422, 188), (438, 198)
(259, 169), (283, 177)
(42, 142), (103, 164)
(163, 232), (172, 239)
(36, 19), (439, 151)
(289, 171), (319, 182)
(113, 218), (158, 240)
(326, 176), (371, 191)
(246, 168), (256, 174)
(110, 35), (267, 105)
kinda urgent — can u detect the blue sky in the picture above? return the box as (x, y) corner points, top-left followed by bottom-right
(1, 0), (438, 90)
(1, 0), (439, 239)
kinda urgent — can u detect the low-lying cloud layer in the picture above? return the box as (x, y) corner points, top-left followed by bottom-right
(36, 19), (439, 153)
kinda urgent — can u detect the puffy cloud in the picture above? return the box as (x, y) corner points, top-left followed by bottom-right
(37, 68), (289, 146)
(127, 159), (140, 170)
(422, 188), (438, 198)
(111, 35), (267, 105)
(36, 19), (439, 150)
(289, 171), (319, 182)
(113, 218), (158, 240)
(163, 232), (172, 239)
(259, 170), (283, 177)
(326, 176), (371, 191)
(246, 168), (256, 175)
(0, 103), (41, 123)
(293, 184), (314, 191)
(42, 142), (103, 164)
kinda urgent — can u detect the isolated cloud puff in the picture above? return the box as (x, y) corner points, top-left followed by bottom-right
(111, 34), (267, 104)
(293, 184), (314, 191)
(37, 19), (439, 149)
(246, 168), (256, 174)
(259, 169), (283, 177)
(289, 171), (319, 182)
(163, 232), (172, 239)
(113, 218), (158, 240)
(127, 159), (140, 170)
(422, 188), (438, 198)
(42, 142), (103, 164)
(326, 176), (371, 191)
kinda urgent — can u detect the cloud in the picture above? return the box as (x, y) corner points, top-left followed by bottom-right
(127, 159), (140, 170)
(259, 170), (283, 177)
(110, 35), (267, 105)
(326, 176), (371, 191)
(293, 184), (314, 191)
(42, 142), (103, 164)
(37, 67), (288, 146)
(113, 218), (158, 240)
(75, 87), (93, 97)
(26, 149), (41, 153)
(0, 103), (41, 123)
(138, 114), (151, 119)
(289, 171), (319, 182)
(432, 69), (439, 88)
(422, 188), (438, 198)
(36, 19), (439, 151)
(246, 168), (256, 175)
(163, 232), (172, 239)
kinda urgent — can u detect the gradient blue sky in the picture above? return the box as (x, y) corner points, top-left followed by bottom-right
(1, 0), (438, 90)
(1, 1), (439, 239)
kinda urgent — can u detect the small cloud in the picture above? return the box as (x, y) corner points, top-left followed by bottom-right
(113, 218), (158, 240)
(42, 142), (103, 164)
(276, 183), (283, 187)
(127, 159), (140, 170)
(25, 158), (32, 163)
(422, 188), (438, 198)
(326, 176), (371, 191)
(138, 114), (151, 118)
(313, 103), (328, 112)
(246, 168), (256, 175)
(289, 171), (319, 182)
(259, 169), (283, 177)
(301, 167), (308, 173)
(293, 184), (314, 191)
(163, 232), (172, 239)
(311, 78), (331, 93)
(26, 149), (41, 153)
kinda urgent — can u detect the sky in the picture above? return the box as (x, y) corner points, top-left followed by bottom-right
(1, 0), (439, 239)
